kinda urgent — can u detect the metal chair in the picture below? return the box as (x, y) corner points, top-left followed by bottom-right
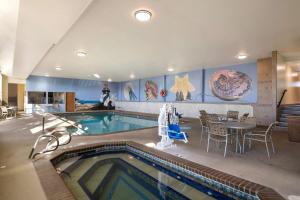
(199, 116), (209, 143)
(242, 122), (278, 158)
(227, 110), (239, 121)
(0, 106), (8, 119)
(207, 114), (219, 122)
(207, 121), (232, 157)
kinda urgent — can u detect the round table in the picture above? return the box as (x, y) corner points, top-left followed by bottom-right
(225, 122), (256, 153)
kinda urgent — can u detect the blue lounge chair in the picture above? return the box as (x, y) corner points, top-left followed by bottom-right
(167, 124), (189, 143)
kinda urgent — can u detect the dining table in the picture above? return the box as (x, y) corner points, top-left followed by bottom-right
(225, 121), (256, 154)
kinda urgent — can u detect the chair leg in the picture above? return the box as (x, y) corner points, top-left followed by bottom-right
(270, 136), (275, 153)
(235, 133), (238, 153)
(224, 136), (228, 157)
(265, 140), (270, 159)
(200, 128), (203, 144)
(242, 135), (246, 153)
(207, 135), (210, 152)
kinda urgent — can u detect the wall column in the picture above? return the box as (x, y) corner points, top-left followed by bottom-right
(253, 56), (277, 126)
(17, 84), (25, 111)
(2, 74), (8, 104)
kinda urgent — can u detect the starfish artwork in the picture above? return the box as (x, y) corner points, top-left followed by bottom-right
(170, 74), (195, 101)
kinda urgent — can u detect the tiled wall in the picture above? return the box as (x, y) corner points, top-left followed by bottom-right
(116, 101), (253, 118)
(253, 57), (277, 125)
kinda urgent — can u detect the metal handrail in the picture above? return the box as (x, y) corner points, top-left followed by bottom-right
(28, 135), (59, 159)
(51, 130), (72, 146)
(277, 89), (287, 108)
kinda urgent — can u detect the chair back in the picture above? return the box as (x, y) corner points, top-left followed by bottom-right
(244, 117), (256, 125)
(0, 106), (8, 114)
(207, 114), (219, 122)
(199, 110), (207, 117)
(208, 121), (228, 136)
(227, 110), (239, 120)
(265, 122), (278, 136)
(168, 124), (181, 133)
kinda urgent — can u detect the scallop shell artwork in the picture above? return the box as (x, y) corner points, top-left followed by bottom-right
(209, 70), (252, 101)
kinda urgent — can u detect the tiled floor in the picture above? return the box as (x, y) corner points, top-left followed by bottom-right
(0, 113), (300, 200)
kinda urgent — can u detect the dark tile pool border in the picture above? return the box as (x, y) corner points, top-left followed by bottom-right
(33, 141), (284, 200)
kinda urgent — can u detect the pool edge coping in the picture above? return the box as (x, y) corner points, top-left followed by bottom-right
(33, 141), (285, 200)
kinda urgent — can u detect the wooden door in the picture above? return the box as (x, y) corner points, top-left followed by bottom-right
(65, 92), (75, 112)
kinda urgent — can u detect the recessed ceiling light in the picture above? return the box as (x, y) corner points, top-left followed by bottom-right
(277, 65), (286, 71)
(93, 73), (100, 79)
(55, 66), (62, 71)
(76, 51), (87, 57)
(130, 74), (135, 79)
(107, 78), (112, 82)
(135, 10), (152, 22)
(236, 53), (248, 60)
(290, 72), (299, 77)
(167, 67), (174, 72)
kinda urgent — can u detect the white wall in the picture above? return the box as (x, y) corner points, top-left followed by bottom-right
(116, 101), (253, 118)
(0, 73), (2, 102)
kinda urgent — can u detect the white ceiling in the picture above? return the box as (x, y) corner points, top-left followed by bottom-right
(2, 0), (300, 82)
(0, 0), (19, 75)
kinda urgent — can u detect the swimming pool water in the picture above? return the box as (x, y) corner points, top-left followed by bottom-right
(59, 153), (233, 200)
(56, 112), (157, 135)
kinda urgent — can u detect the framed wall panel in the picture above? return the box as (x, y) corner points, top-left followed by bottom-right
(204, 63), (257, 103)
(165, 70), (203, 102)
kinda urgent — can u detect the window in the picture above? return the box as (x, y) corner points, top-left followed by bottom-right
(28, 92), (46, 104)
(48, 92), (64, 104)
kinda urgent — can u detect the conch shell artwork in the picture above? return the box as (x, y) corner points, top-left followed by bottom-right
(209, 70), (252, 101)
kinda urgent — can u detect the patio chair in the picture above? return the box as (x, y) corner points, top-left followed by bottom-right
(0, 106), (8, 119)
(199, 110), (207, 116)
(207, 121), (232, 157)
(199, 115), (209, 143)
(207, 114), (219, 122)
(227, 110), (239, 121)
(244, 117), (256, 125)
(167, 124), (189, 143)
(239, 113), (249, 122)
(242, 122), (278, 158)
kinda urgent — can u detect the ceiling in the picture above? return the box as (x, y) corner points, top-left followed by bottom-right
(2, 0), (300, 82)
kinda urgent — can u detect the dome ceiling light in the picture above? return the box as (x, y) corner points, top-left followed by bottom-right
(135, 10), (152, 22)
(76, 51), (87, 57)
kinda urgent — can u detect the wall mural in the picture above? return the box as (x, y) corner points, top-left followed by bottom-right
(204, 63), (257, 103)
(170, 74), (195, 101)
(140, 76), (164, 102)
(123, 82), (138, 101)
(144, 80), (158, 100)
(209, 70), (252, 101)
(166, 70), (202, 102)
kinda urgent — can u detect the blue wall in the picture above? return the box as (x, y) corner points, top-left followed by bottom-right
(26, 76), (119, 101)
(27, 62), (257, 104)
(118, 62), (257, 104)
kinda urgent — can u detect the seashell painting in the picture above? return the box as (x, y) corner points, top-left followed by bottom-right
(209, 70), (252, 101)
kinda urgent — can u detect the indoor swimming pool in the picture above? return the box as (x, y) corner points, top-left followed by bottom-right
(55, 112), (157, 135)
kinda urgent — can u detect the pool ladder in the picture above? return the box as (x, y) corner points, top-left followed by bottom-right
(29, 116), (72, 159)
